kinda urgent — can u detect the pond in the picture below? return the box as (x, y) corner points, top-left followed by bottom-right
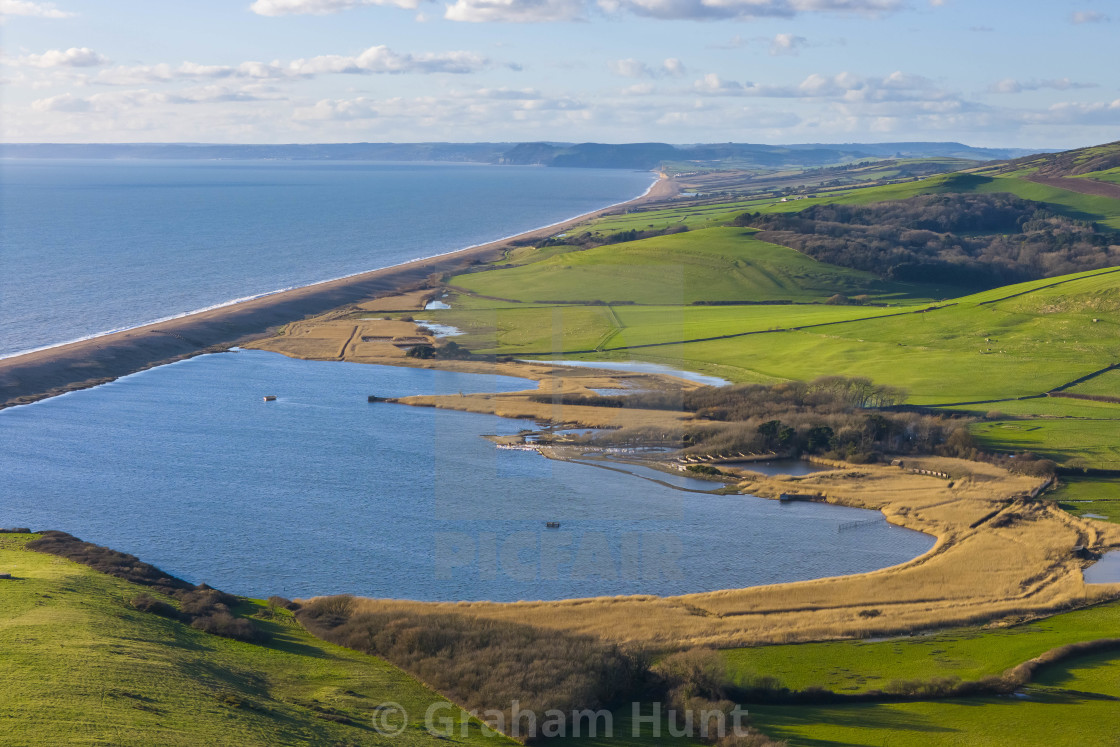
(1084, 551), (1120, 584)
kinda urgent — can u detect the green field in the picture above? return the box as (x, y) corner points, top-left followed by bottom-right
(584, 269), (1120, 404)
(1064, 368), (1120, 397)
(1051, 476), (1120, 522)
(0, 533), (508, 746)
(1081, 167), (1120, 185)
(426, 303), (917, 356)
(724, 601), (1120, 745)
(588, 202), (757, 235)
(973, 416), (1120, 470)
(722, 600), (1120, 695)
(451, 228), (940, 305)
(749, 652), (1120, 747)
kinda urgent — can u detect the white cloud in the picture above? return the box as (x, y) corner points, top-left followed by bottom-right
(988, 77), (1099, 94)
(13, 47), (108, 68)
(315, 0), (910, 22)
(288, 46), (490, 75)
(1070, 10), (1109, 24)
(91, 46), (491, 86)
(293, 89), (589, 126)
(462, 86), (544, 99)
(693, 70), (949, 103)
(597, 0), (900, 21)
(31, 84), (284, 114)
(31, 92), (90, 112)
(0, 0), (73, 18)
(620, 82), (656, 96)
(769, 33), (807, 55)
(711, 32), (821, 53)
(662, 57), (685, 75)
(445, 0), (584, 22)
(693, 73), (747, 95)
(1019, 99), (1120, 125)
(608, 57), (685, 78)
(249, 0), (419, 15)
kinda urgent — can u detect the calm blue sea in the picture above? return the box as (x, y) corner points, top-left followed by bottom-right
(0, 159), (654, 358)
(0, 350), (934, 601)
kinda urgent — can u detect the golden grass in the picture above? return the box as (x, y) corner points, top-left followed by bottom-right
(246, 313), (430, 361)
(344, 458), (1120, 649)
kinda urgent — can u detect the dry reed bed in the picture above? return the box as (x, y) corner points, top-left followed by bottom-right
(345, 458), (1120, 649)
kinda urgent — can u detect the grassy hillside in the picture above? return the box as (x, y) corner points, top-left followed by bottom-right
(451, 228), (941, 305)
(982, 140), (1120, 178)
(748, 171), (1120, 229)
(0, 532), (509, 746)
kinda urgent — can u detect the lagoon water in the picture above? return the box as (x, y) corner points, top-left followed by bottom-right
(523, 359), (731, 387)
(0, 350), (934, 601)
(0, 159), (654, 358)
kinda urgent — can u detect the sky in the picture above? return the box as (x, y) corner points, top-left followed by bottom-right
(1, 0), (1117, 147)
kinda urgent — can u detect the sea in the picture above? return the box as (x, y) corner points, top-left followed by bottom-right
(0, 159), (654, 358)
(0, 159), (935, 601)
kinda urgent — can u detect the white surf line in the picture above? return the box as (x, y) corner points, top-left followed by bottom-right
(1, 173), (662, 362)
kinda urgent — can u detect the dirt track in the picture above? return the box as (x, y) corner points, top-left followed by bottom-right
(1028, 173), (1120, 200)
(0, 176), (679, 409)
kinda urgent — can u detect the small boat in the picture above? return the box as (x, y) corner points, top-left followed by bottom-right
(263, 395), (277, 402)
(545, 521), (561, 529)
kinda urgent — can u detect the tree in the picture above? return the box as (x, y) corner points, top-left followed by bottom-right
(806, 425), (835, 453)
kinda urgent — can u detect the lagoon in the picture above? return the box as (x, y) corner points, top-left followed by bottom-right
(0, 351), (934, 601)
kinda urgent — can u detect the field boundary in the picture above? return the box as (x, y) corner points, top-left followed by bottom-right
(731, 637), (1120, 706)
(976, 267), (1120, 306)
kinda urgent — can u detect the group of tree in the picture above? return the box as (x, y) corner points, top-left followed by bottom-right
(536, 223), (690, 251)
(734, 193), (1119, 288)
(582, 377), (975, 464)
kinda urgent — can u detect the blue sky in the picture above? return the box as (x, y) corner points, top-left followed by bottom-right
(1, 0), (1116, 147)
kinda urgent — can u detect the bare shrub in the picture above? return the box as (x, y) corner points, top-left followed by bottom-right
(130, 594), (179, 619)
(297, 603), (648, 740)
